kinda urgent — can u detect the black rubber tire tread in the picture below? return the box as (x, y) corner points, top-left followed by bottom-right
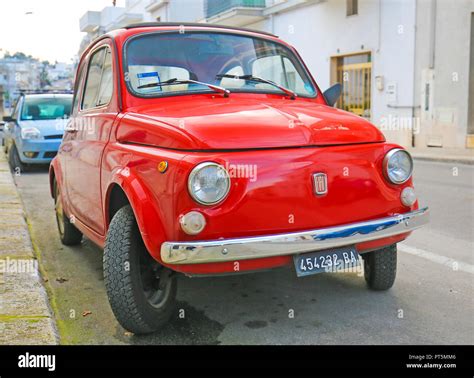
(8, 145), (28, 172)
(103, 205), (176, 334)
(364, 244), (397, 291)
(54, 180), (83, 246)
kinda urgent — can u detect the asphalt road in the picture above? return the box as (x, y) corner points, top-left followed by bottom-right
(13, 160), (474, 345)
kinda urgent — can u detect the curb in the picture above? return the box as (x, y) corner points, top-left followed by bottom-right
(0, 152), (58, 345)
(411, 155), (474, 165)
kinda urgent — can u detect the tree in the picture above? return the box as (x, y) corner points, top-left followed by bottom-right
(4, 52), (29, 60)
(39, 62), (51, 89)
(12, 52), (28, 60)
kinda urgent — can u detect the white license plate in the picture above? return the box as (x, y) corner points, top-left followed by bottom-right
(294, 246), (360, 277)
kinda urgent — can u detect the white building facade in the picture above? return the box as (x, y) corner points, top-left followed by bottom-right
(0, 57), (41, 110)
(79, 0), (474, 151)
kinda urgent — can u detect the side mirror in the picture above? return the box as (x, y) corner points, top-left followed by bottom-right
(323, 83), (342, 107)
(2, 116), (15, 123)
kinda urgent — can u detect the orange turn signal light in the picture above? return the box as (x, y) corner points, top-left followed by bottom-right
(158, 161), (168, 173)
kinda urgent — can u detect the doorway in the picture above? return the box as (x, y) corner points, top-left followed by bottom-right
(331, 52), (372, 119)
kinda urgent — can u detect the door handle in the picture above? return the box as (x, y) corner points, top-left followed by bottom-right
(61, 143), (72, 152)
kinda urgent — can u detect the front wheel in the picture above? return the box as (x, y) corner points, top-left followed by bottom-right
(8, 145), (28, 173)
(103, 205), (177, 334)
(363, 244), (397, 291)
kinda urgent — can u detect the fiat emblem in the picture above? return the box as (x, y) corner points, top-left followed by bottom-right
(313, 173), (328, 195)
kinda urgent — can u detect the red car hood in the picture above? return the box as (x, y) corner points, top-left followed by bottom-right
(117, 98), (385, 150)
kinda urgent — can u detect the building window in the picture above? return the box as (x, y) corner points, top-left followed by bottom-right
(347, 0), (358, 16)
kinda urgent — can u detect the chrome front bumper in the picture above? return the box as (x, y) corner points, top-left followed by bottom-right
(160, 207), (429, 265)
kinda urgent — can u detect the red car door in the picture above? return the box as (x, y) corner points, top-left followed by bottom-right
(63, 40), (118, 235)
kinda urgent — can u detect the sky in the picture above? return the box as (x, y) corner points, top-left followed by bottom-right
(0, 0), (126, 63)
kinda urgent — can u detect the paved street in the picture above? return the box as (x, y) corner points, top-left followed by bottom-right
(12, 160), (474, 345)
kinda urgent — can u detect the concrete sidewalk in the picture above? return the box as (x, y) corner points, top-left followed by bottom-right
(407, 147), (474, 165)
(0, 152), (57, 344)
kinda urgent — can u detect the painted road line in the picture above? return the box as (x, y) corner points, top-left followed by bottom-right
(399, 243), (474, 275)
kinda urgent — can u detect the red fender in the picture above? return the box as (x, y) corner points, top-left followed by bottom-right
(105, 166), (168, 263)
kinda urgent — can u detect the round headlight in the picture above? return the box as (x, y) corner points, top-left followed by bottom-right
(383, 148), (413, 184)
(188, 162), (230, 205)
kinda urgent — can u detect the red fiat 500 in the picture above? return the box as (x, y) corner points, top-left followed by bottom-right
(50, 23), (429, 334)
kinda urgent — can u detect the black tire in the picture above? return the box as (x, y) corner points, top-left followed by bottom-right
(103, 205), (177, 334)
(363, 244), (397, 290)
(8, 145), (28, 173)
(54, 179), (83, 246)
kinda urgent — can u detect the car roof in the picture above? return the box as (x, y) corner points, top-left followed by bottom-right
(123, 22), (278, 38)
(83, 22), (286, 61)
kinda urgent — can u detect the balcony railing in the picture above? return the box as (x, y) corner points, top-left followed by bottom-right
(205, 0), (266, 19)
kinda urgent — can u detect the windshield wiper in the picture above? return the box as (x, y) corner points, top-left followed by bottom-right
(216, 74), (297, 100)
(137, 78), (230, 97)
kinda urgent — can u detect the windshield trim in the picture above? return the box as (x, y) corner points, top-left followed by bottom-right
(122, 30), (318, 100)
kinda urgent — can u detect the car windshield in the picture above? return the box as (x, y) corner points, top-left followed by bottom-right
(20, 97), (72, 121)
(125, 32), (317, 98)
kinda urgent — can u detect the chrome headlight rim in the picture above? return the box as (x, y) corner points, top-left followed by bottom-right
(187, 162), (231, 206)
(383, 148), (414, 184)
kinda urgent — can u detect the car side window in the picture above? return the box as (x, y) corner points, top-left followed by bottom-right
(82, 48), (105, 110)
(97, 49), (113, 106)
(12, 98), (21, 120)
(81, 46), (113, 110)
(72, 64), (85, 115)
